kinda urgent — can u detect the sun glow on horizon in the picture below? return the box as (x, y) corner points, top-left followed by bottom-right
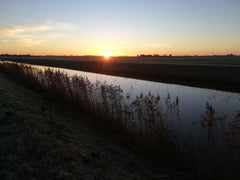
(103, 52), (113, 59)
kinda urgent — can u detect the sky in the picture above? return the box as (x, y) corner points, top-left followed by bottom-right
(0, 0), (240, 56)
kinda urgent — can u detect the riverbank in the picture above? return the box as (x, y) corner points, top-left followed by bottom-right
(1, 61), (240, 179)
(0, 72), (191, 179)
(2, 55), (240, 93)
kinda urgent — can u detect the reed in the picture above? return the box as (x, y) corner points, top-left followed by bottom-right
(187, 102), (240, 179)
(0, 62), (176, 139)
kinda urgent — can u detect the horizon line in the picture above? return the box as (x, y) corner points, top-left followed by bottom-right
(0, 53), (239, 57)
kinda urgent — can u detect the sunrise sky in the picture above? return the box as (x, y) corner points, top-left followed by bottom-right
(0, 0), (240, 56)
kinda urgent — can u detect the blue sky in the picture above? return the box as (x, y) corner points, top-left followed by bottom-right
(0, 0), (239, 55)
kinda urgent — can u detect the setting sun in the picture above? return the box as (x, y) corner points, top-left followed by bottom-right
(103, 52), (112, 59)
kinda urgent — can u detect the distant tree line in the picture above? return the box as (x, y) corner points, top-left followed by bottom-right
(137, 54), (172, 57)
(0, 54), (31, 57)
(137, 53), (239, 58)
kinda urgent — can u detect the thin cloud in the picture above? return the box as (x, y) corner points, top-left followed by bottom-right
(99, 46), (132, 50)
(45, 20), (75, 31)
(0, 21), (75, 46)
(141, 44), (171, 49)
(1, 40), (8, 43)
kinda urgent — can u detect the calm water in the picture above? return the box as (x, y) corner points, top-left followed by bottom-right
(29, 64), (240, 135)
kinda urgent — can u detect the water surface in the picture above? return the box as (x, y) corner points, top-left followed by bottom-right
(30, 64), (240, 135)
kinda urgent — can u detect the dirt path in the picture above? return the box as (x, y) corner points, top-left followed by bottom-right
(0, 73), (183, 179)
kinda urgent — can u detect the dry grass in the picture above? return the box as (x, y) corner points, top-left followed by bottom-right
(0, 62), (176, 139)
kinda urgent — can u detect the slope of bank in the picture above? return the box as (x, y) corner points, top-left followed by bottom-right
(2, 56), (240, 93)
(0, 72), (190, 179)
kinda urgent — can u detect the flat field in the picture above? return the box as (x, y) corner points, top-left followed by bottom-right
(2, 55), (240, 92)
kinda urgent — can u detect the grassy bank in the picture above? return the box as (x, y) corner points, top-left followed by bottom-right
(2, 55), (240, 93)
